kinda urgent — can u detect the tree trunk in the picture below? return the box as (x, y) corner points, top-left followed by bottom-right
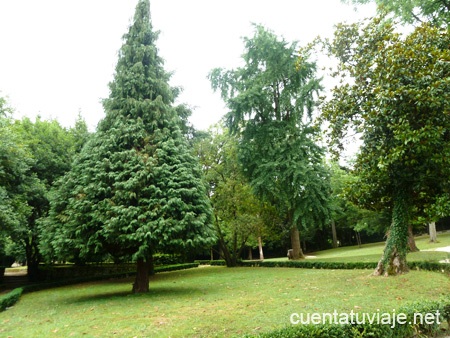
(258, 236), (264, 261)
(133, 257), (151, 293)
(373, 192), (410, 276)
(407, 225), (420, 252)
(247, 247), (253, 260)
(331, 219), (338, 248)
(429, 222), (437, 243)
(290, 227), (305, 259)
(355, 231), (362, 248)
(25, 238), (40, 282)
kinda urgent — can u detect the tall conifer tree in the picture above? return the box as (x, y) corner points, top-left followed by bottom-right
(48, 0), (214, 292)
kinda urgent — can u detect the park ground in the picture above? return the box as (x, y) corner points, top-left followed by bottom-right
(0, 233), (449, 337)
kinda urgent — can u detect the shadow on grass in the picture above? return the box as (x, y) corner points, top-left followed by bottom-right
(66, 284), (204, 304)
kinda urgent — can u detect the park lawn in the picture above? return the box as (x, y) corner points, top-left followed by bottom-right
(1, 266), (449, 338)
(266, 233), (450, 263)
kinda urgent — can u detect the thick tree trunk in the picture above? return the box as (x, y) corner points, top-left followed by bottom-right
(331, 219), (338, 248)
(407, 225), (420, 252)
(373, 192), (410, 276)
(258, 236), (264, 261)
(133, 257), (151, 293)
(290, 227), (305, 259)
(429, 222), (437, 243)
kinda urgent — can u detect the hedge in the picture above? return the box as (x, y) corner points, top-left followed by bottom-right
(239, 260), (450, 273)
(0, 287), (23, 311)
(246, 298), (450, 338)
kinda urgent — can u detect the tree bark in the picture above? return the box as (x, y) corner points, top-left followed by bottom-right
(355, 231), (362, 248)
(373, 192), (410, 276)
(407, 225), (420, 252)
(247, 247), (253, 260)
(25, 238), (40, 282)
(258, 236), (264, 261)
(133, 257), (151, 293)
(331, 219), (338, 248)
(290, 227), (305, 259)
(429, 222), (437, 243)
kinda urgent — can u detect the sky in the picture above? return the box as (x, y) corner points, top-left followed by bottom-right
(0, 0), (376, 132)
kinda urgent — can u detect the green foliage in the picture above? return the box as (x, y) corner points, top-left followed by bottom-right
(240, 259), (450, 273)
(322, 17), (450, 274)
(327, 162), (389, 247)
(195, 125), (271, 266)
(47, 0), (215, 266)
(209, 25), (331, 241)
(344, 0), (450, 26)
(0, 102), (85, 277)
(0, 287), (23, 312)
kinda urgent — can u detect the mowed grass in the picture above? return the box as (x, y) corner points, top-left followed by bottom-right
(1, 266), (449, 338)
(266, 232), (450, 263)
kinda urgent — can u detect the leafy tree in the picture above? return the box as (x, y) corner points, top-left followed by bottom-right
(9, 117), (80, 280)
(343, 0), (450, 26)
(196, 125), (270, 266)
(328, 162), (389, 248)
(47, 0), (215, 293)
(322, 17), (450, 275)
(0, 112), (32, 266)
(209, 25), (331, 259)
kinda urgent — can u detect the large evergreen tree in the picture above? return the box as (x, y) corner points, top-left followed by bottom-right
(47, 0), (214, 292)
(209, 25), (331, 259)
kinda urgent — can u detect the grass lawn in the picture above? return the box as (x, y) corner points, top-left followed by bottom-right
(266, 232), (450, 263)
(1, 266), (449, 337)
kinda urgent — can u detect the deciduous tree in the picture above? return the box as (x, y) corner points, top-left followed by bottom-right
(209, 25), (331, 259)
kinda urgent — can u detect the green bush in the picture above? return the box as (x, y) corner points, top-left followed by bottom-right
(240, 260), (450, 273)
(240, 261), (378, 270)
(0, 287), (23, 311)
(194, 260), (213, 265)
(247, 298), (450, 338)
(153, 253), (185, 266)
(154, 263), (199, 273)
(409, 261), (450, 273)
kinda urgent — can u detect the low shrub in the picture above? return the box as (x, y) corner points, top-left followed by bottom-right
(0, 287), (23, 311)
(247, 298), (450, 338)
(194, 260), (213, 265)
(240, 261), (378, 270)
(154, 263), (199, 273)
(153, 253), (185, 266)
(240, 260), (450, 273)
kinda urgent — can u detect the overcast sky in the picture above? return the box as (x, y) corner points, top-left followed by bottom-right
(0, 0), (376, 131)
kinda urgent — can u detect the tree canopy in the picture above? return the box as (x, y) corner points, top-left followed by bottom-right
(209, 25), (331, 259)
(322, 16), (450, 275)
(344, 0), (450, 26)
(46, 0), (215, 292)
